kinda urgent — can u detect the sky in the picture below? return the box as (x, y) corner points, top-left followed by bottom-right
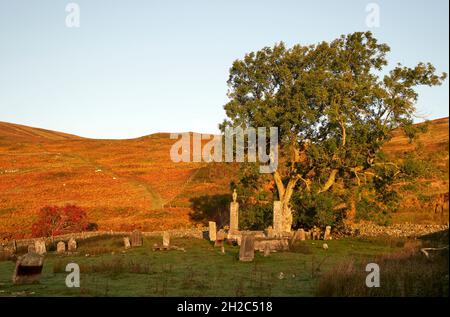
(0, 0), (448, 139)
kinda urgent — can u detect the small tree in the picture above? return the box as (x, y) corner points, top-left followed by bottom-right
(221, 32), (446, 230)
(32, 204), (90, 237)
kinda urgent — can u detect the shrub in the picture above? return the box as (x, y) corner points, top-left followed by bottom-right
(32, 204), (90, 237)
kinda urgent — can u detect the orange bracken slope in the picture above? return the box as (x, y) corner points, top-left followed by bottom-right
(0, 118), (448, 238)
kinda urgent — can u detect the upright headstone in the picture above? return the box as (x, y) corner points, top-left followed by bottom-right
(130, 230), (143, 247)
(316, 227), (322, 240)
(239, 234), (255, 262)
(162, 231), (170, 247)
(298, 229), (306, 241)
(12, 253), (44, 284)
(324, 226), (332, 240)
(56, 241), (66, 254)
(208, 221), (217, 241)
(273, 201), (283, 233)
(123, 237), (131, 249)
(230, 203), (239, 233)
(215, 229), (225, 247)
(68, 238), (77, 252)
(34, 239), (46, 255)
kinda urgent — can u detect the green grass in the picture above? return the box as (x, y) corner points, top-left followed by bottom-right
(0, 236), (403, 297)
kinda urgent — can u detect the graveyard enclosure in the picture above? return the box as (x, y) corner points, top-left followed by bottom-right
(0, 232), (448, 296)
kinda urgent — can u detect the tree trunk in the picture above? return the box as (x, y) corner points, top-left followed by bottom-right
(272, 172), (297, 233)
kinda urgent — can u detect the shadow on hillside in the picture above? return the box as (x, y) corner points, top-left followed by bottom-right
(189, 194), (231, 228)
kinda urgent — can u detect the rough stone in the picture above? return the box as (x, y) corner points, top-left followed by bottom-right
(324, 226), (332, 240)
(215, 229), (225, 247)
(162, 231), (170, 247)
(209, 221), (217, 241)
(56, 241), (66, 253)
(298, 229), (306, 241)
(239, 234), (255, 262)
(68, 238), (77, 252)
(34, 239), (46, 255)
(12, 252), (44, 284)
(123, 237), (131, 249)
(254, 238), (289, 252)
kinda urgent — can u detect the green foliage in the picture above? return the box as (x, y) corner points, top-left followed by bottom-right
(401, 153), (433, 179)
(239, 203), (273, 230)
(221, 31), (446, 226)
(291, 191), (345, 228)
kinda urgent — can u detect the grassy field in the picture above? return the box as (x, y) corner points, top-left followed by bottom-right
(0, 235), (414, 297)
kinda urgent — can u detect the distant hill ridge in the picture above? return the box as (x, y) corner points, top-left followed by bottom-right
(0, 117), (448, 238)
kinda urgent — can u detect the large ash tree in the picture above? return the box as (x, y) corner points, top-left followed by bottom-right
(220, 32), (446, 230)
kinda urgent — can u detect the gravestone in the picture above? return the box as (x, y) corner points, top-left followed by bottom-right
(230, 202), (239, 233)
(123, 237), (131, 249)
(56, 241), (66, 254)
(298, 229), (306, 241)
(130, 230), (143, 247)
(215, 229), (226, 247)
(263, 244), (271, 257)
(68, 238), (77, 252)
(239, 234), (255, 262)
(162, 231), (170, 247)
(208, 221), (217, 241)
(324, 226), (332, 240)
(304, 230), (311, 240)
(12, 252), (44, 284)
(265, 226), (275, 238)
(34, 239), (46, 255)
(273, 201), (282, 233)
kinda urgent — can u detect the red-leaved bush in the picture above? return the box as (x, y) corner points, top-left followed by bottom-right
(32, 205), (91, 237)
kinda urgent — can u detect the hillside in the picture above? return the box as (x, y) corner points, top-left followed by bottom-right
(0, 118), (448, 238)
(0, 123), (237, 238)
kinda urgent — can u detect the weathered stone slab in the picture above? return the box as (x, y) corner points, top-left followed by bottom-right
(123, 237), (131, 249)
(130, 230), (143, 247)
(12, 253), (44, 284)
(324, 226), (332, 240)
(239, 234), (255, 262)
(68, 238), (77, 251)
(265, 226), (275, 238)
(209, 221), (217, 241)
(254, 238), (289, 252)
(162, 231), (170, 247)
(214, 229), (226, 247)
(34, 239), (46, 255)
(298, 229), (306, 241)
(230, 202), (239, 233)
(56, 241), (66, 254)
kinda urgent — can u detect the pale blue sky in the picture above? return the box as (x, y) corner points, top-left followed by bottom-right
(0, 0), (448, 139)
